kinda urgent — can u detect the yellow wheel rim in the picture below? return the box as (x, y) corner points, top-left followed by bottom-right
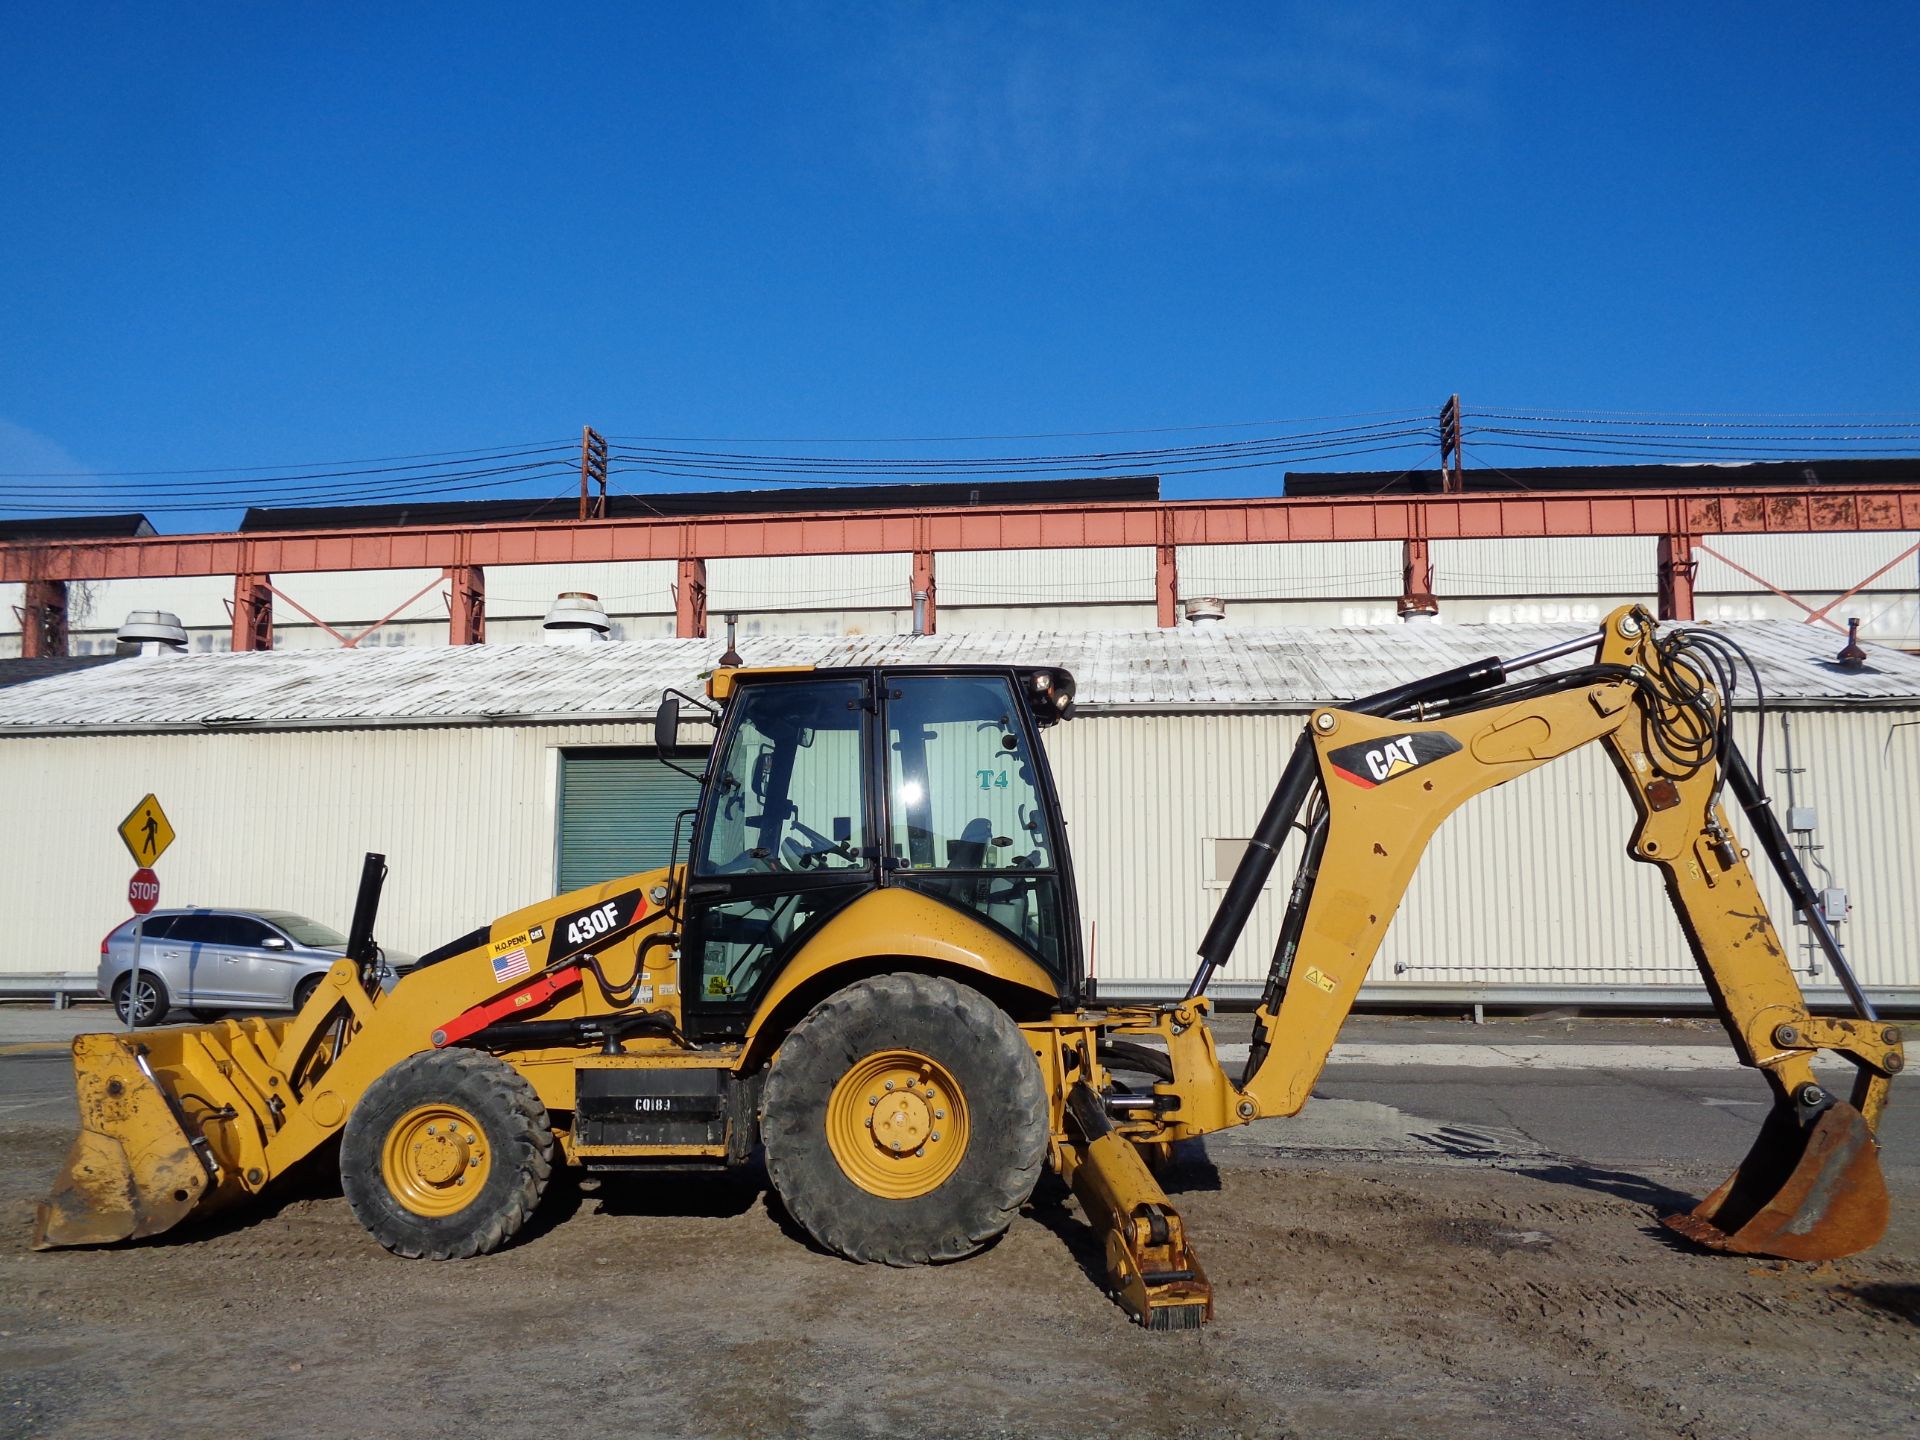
(825, 1049), (970, 1200)
(381, 1103), (490, 1217)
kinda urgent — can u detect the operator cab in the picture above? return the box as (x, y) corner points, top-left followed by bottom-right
(664, 665), (1082, 1037)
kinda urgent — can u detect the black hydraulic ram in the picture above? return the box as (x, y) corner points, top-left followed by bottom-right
(1186, 631), (1601, 1000)
(1723, 744), (1878, 1022)
(345, 851), (389, 992)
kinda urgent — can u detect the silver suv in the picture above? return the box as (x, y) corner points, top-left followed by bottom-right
(99, 908), (416, 1025)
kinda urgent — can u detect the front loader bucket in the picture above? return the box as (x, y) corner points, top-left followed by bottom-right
(1662, 1101), (1889, 1262)
(32, 1030), (248, 1249)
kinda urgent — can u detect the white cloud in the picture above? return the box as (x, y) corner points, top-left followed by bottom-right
(849, 2), (1499, 203)
(0, 417), (93, 481)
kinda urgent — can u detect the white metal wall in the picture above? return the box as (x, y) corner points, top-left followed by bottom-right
(1042, 708), (1920, 996)
(8, 704), (1916, 999)
(1178, 542), (1401, 600)
(0, 722), (645, 975)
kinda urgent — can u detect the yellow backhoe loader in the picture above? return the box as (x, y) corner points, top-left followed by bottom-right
(35, 605), (1902, 1327)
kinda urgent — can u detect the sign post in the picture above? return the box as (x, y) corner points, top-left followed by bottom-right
(116, 796), (175, 1029)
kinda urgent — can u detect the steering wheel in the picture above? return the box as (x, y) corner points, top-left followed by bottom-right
(712, 848), (780, 875)
(785, 818), (852, 868)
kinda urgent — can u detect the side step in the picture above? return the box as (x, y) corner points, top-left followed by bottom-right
(1057, 1082), (1212, 1329)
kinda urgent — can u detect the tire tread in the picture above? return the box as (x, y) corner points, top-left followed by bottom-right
(762, 972), (1047, 1267)
(340, 1048), (554, 1260)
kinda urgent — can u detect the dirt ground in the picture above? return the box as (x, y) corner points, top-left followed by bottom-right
(2, 1091), (1916, 1440)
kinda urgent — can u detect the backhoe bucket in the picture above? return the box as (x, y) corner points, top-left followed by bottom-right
(1662, 1101), (1889, 1262)
(32, 1029), (257, 1249)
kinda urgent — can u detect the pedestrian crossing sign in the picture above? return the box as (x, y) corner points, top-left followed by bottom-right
(118, 794), (175, 866)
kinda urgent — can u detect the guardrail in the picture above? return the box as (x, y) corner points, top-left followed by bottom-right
(0, 975), (101, 1009)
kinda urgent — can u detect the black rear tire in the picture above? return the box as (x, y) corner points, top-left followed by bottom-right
(112, 971), (169, 1026)
(341, 1049), (554, 1259)
(762, 972), (1048, 1266)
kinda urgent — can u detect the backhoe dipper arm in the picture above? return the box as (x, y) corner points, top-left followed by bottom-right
(1204, 605), (1897, 1261)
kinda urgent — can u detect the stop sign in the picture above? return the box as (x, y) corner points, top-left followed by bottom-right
(128, 868), (161, 915)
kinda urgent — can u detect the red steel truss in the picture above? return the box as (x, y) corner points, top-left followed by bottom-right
(5, 484), (1919, 649)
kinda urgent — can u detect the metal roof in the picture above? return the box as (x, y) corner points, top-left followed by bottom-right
(0, 621), (1916, 735)
(237, 474), (1159, 533)
(1285, 457), (1920, 497)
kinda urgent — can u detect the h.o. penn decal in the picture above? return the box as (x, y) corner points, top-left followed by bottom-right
(1327, 731), (1462, 789)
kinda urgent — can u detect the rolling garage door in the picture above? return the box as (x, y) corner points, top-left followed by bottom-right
(555, 749), (704, 891)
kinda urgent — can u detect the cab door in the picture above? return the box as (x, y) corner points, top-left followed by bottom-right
(877, 672), (1080, 993)
(680, 675), (879, 1038)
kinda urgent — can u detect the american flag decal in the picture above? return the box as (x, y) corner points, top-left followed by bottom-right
(491, 947), (530, 984)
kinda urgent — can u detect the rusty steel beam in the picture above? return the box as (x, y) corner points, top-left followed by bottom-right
(450, 565), (486, 645)
(675, 557), (707, 639)
(5, 486), (1920, 585)
(911, 548), (936, 635)
(1397, 538), (1438, 619)
(1153, 509), (1180, 628)
(1657, 533), (1698, 621)
(19, 579), (69, 658)
(231, 575), (273, 652)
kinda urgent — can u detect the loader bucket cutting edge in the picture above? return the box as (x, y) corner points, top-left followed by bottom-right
(30, 1031), (242, 1251)
(1661, 1100), (1889, 1262)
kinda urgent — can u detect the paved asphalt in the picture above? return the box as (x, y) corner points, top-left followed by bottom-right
(5, 1003), (1912, 1191)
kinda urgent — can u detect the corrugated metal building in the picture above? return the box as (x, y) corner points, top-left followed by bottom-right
(2, 620), (1915, 1008)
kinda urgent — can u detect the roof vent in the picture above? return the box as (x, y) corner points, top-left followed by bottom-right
(1183, 597), (1226, 626)
(115, 610), (189, 657)
(543, 592), (611, 645)
(1837, 617), (1867, 672)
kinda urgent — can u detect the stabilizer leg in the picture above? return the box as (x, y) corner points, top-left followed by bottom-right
(1057, 1082), (1212, 1329)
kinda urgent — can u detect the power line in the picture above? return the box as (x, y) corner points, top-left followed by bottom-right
(0, 439), (576, 480)
(9, 445), (578, 492)
(603, 408), (1432, 444)
(0, 467), (582, 515)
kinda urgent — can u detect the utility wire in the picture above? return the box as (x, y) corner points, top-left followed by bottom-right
(10, 444), (578, 491)
(0, 439), (577, 480)
(604, 408), (1431, 444)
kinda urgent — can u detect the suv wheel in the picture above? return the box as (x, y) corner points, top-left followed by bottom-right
(112, 971), (170, 1026)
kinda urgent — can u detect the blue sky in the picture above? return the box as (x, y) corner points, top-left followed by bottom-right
(1, 3), (1916, 530)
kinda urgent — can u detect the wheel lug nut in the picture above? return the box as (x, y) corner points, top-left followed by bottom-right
(885, 1080), (895, 1090)
(934, 1109), (945, 1119)
(890, 1141), (902, 1152)
(930, 1132), (940, 1142)
(869, 1095), (878, 1105)
(914, 1148), (925, 1157)
(864, 1117), (872, 1127)
(426, 1125), (437, 1135)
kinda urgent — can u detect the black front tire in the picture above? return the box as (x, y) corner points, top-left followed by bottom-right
(762, 972), (1049, 1266)
(340, 1049), (554, 1260)
(292, 974), (323, 1014)
(112, 971), (169, 1026)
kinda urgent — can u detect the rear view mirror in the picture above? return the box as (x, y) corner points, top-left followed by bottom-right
(262, 936), (290, 950)
(655, 694), (681, 752)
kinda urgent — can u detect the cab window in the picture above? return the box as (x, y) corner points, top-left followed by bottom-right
(695, 679), (870, 877)
(885, 675), (1053, 872)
